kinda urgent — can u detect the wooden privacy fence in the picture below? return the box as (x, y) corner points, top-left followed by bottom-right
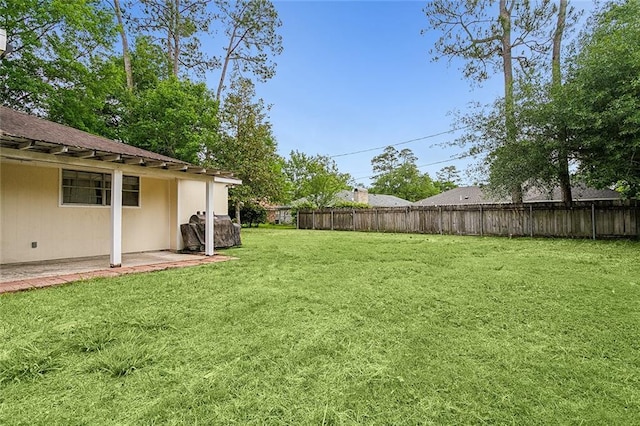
(297, 200), (639, 239)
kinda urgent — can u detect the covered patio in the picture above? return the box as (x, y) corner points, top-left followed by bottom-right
(0, 251), (236, 294)
(1, 107), (242, 273)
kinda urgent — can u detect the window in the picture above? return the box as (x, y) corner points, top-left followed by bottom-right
(62, 169), (139, 206)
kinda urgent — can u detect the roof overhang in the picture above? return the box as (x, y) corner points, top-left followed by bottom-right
(0, 134), (239, 183)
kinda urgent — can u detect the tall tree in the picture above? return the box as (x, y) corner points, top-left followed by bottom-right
(111, 0), (134, 91)
(133, 0), (217, 78)
(566, 0), (640, 197)
(435, 165), (461, 192)
(284, 151), (352, 208)
(370, 146), (439, 202)
(209, 77), (287, 223)
(214, 0), (283, 100)
(551, 0), (572, 205)
(424, 0), (559, 202)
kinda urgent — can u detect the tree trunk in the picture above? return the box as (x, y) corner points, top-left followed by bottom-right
(113, 0), (133, 91)
(217, 26), (237, 100)
(553, 0), (572, 207)
(172, 0), (180, 77)
(235, 201), (242, 226)
(500, 0), (523, 203)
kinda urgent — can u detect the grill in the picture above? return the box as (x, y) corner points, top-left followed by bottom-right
(180, 212), (241, 251)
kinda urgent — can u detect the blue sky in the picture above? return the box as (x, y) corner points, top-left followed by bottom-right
(205, 1), (593, 186)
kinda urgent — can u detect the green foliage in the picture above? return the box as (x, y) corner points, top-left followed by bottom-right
(332, 200), (369, 209)
(424, 1), (581, 202)
(0, 0), (117, 113)
(208, 78), (287, 222)
(47, 56), (127, 139)
(130, 36), (169, 92)
(284, 150), (352, 208)
(132, 0), (217, 77)
(370, 146), (439, 202)
(435, 165), (461, 192)
(125, 77), (218, 164)
(472, 1), (640, 200)
(1, 0), (284, 180)
(289, 199), (316, 223)
(238, 202), (267, 228)
(565, 0), (640, 197)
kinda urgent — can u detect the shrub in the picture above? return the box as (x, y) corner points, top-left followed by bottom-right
(240, 203), (267, 228)
(332, 200), (370, 209)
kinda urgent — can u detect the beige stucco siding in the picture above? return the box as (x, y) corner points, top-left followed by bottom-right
(171, 179), (229, 250)
(177, 180), (229, 222)
(1, 161), (232, 264)
(0, 162), (173, 264)
(0, 162), (106, 263)
(122, 176), (171, 253)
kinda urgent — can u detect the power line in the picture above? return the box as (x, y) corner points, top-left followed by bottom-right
(352, 152), (472, 181)
(329, 126), (471, 159)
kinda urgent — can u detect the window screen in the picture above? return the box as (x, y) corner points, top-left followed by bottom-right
(62, 170), (139, 206)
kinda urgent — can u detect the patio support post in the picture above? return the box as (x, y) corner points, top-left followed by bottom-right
(110, 170), (123, 268)
(205, 179), (215, 256)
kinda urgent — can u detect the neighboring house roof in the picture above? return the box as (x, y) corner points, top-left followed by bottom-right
(525, 184), (621, 202)
(0, 106), (236, 179)
(413, 187), (507, 206)
(413, 185), (621, 206)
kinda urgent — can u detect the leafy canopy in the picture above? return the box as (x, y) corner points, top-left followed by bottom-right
(370, 147), (439, 202)
(284, 151), (352, 208)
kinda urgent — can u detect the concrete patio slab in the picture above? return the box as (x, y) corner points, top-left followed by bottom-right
(0, 251), (237, 294)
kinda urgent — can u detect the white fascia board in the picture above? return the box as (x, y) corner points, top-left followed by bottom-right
(213, 176), (242, 185)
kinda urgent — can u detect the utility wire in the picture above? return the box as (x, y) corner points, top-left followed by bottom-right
(329, 126), (471, 159)
(352, 152), (472, 181)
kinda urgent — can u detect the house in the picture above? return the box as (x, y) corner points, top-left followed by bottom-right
(0, 107), (241, 267)
(413, 185), (621, 206)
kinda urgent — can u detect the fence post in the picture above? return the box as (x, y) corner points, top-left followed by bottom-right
(591, 203), (596, 240)
(529, 204), (533, 237)
(376, 209), (379, 232)
(479, 205), (483, 236)
(405, 208), (409, 233)
(352, 209), (356, 231)
(439, 207), (443, 235)
(331, 210), (334, 231)
(312, 211), (315, 230)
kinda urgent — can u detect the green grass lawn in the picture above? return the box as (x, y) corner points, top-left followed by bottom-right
(1, 229), (639, 424)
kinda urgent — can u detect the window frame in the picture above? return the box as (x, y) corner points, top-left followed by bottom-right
(59, 168), (141, 208)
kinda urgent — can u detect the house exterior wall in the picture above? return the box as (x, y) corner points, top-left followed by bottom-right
(1, 162), (175, 264)
(177, 179), (228, 222)
(1, 160), (231, 264)
(172, 179), (229, 249)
